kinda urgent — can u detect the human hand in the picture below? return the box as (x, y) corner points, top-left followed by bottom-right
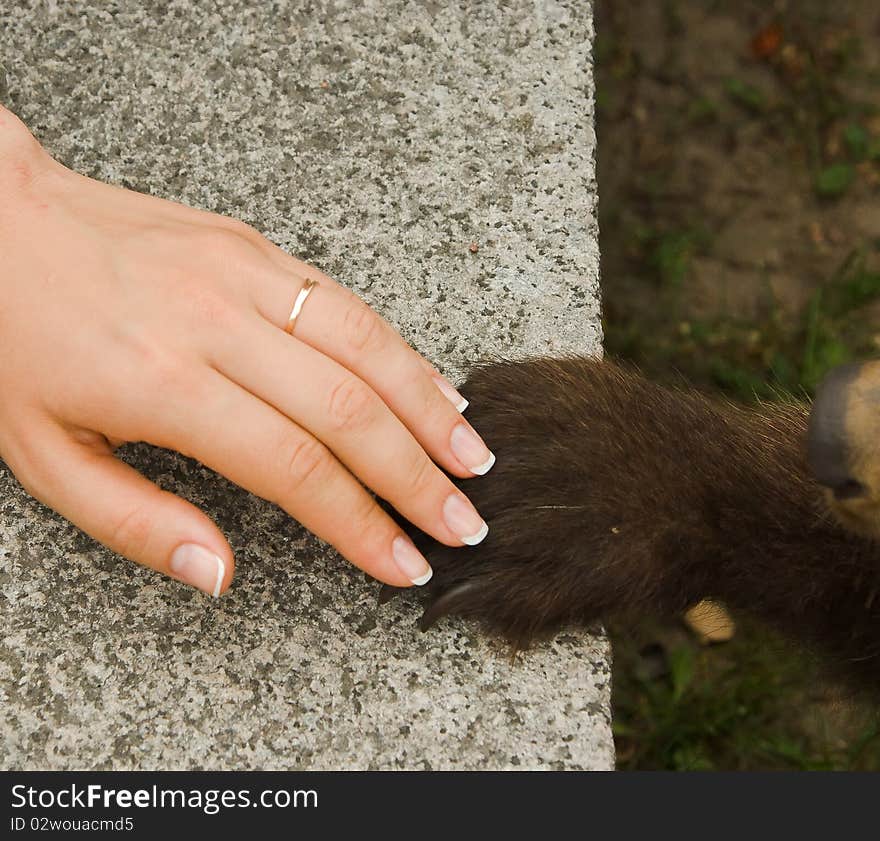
(0, 106), (494, 597)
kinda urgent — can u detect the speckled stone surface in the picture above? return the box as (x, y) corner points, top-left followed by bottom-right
(0, 0), (609, 769)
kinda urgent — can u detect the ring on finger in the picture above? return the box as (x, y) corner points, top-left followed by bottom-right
(284, 278), (319, 336)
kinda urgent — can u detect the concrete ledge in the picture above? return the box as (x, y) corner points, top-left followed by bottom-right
(0, 0), (610, 769)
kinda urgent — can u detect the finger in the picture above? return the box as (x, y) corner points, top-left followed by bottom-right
(248, 264), (495, 479)
(170, 369), (434, 587)
(7, 420), (233, 597)
(209, 314), (490, 549)
(416, 356), (470, 414)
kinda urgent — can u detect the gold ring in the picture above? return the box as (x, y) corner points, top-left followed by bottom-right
(284, 278), (318, 336)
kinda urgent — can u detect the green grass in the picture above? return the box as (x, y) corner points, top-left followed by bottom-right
(604, 244), (880, 402)
(611, 619), (880, 770)
(725, 78), (769, 114)
(815, 163), (855, 198)
(649, 229), (711, 289)
(844, 123), (870, 160)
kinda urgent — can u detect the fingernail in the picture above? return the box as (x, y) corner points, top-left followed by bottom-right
(443, 494), (489, 545)
(433, 375), (469, 413)
(392, 535), (433, 585)
(450, 423), (496, 475)
(169, 543), (226, 598)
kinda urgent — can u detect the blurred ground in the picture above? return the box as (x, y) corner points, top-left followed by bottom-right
(595, 0), (880, 769)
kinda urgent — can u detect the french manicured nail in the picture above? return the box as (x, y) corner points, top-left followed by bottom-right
(433, 375), (469, 413)
(170, 543), (226, 598)
(450, 423), (496, 475)
(443, 494), (489, 545)
(392, 535), (433, 585)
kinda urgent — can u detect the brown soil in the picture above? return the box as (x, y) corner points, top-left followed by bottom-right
(595, 0), (880, 769)
(597, 0), (880, 397)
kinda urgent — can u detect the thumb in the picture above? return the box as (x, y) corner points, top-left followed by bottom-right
(7, 421), (234, 597)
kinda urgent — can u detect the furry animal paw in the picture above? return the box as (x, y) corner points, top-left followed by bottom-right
(378, 357), (880, 688)
(378, 356), (715, 645)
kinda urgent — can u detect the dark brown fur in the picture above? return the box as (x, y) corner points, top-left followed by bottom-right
(384, 356), (880, 687)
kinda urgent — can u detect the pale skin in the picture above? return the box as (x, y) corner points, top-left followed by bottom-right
(0, 104), (495, 597)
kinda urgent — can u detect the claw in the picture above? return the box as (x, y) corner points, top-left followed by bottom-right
(419, 581), (482, 631)
(377, 584), (403, 605)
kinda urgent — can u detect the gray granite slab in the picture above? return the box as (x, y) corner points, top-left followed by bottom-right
(0, 0), (610, 769)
